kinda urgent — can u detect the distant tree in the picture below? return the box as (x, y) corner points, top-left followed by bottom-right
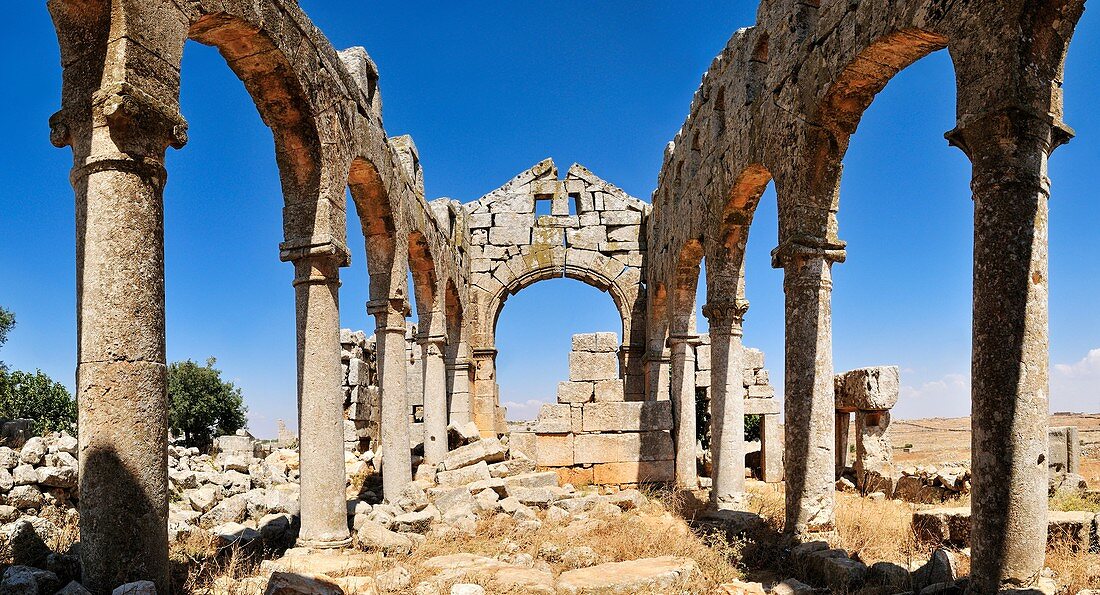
(168, 357), (247, 449)
(0, 307), (15, 372)
(0, 369), (77, 434)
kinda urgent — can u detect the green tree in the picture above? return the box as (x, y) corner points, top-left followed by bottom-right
(0, 306), (15, 372)
(0, 369), (77, 434)
(168, 357), (247, 449)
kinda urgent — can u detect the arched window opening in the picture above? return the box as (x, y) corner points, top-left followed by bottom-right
(494, 279), (621, 422)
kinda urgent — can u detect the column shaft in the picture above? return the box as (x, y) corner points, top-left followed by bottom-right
(957, 112), (1057, 592)
(421, 338), (449, 465)
(75, 155), (170, 594)
(704, 302), (749, 509)
(373, 301), (412, 501)
(292, 255), (351, 548)
(669, 336), (699, 488)
(781, 254), (837, 536)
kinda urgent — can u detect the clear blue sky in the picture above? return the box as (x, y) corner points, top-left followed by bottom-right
(1, 3), (1097, 437)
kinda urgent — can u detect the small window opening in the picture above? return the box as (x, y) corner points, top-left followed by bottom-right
(534, 194), (553, 216)
(567, 193), (579, 215)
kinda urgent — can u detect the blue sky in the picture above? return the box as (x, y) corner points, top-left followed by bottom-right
(1, 2), (1097, 437)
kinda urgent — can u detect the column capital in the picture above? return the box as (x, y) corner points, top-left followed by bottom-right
(945, 104), (1075, 159)
(417, 333), (448, 347)
(666, 334), (703, 348)
(702, 300), (750, 333)
(280, 235), (351, 267)
(367, 298), (408, 333)
(288, 251), (345, 288)
(771, 237), (846, 270)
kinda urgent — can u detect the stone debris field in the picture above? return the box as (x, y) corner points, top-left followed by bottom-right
(7, 0), (1098, 593)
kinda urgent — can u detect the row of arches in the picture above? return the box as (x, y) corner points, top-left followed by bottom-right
(647, 0), (1085, 592)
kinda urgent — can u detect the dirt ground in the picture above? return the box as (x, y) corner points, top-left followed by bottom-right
(885, 413), (1100, 486)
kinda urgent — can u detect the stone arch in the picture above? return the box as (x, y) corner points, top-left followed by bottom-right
(485, 262), (637, 349)
(669, 239), (704, 336)
(348, 157), (401, 302)
(407, 230), (440, 323)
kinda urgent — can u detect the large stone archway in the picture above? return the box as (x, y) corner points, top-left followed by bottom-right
(464, 159), (648, 434)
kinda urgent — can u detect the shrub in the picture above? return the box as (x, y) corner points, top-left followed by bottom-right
(168, 358), (247, 450)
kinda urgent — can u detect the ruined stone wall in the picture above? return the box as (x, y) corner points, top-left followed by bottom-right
(462, 160), (650, 433)
(510, 333), (675, 486)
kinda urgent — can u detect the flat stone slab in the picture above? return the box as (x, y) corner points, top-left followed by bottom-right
(260, 549), (376, 578)
(423, 553), (555, 594)
(556, 556), (698, 594)
(913, 507), (1099, 551)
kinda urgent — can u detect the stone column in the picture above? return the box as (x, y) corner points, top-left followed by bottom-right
(471, 348), (499, 436)
(286, 250), (351, 548)
(854, 410), (892, 476)
(420, 333), (449, 465)
(703, 300), (750, 509)
(62, 89), (186, 594)
(370, 299), (412, 501)
(947, 110), (1067, 592)
(668, 334), (700, 488)
(835, 411), (851, 479)
(775, 246), (842, 536)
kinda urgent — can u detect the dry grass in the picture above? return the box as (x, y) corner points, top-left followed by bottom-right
(371, 492), (742, 594)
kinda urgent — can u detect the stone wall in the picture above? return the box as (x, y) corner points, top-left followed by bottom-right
(510, 333), (675, 486)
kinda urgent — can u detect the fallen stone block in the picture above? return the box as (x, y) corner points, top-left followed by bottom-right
(556, 556), (698, 594)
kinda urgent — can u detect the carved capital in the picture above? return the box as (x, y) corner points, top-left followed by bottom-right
(946, 105), (1074, 160)
(93, 82), (189, 151)
(289, 252), (343, 287)
(771, 237), (846, 270)
(280, 235), (351, 267)
(367, 298), (408, 333)
(666, 334), (703, 348)
(702, 300), (750, 335)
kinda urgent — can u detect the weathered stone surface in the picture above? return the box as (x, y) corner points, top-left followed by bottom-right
(556, 556), (698, 594)
(535, 433), (574, 467)
(440, 437), (507, 471)
(581, 401), (673, 432)
(533, 404), (573, 434)
(569, 352), (619, 382)
(558, 382), (594, 404)
(592, 460), (675, 484)
(573, 432), (675, 464)
(834, 367), (900, 412)
(592, 380), (625, 402)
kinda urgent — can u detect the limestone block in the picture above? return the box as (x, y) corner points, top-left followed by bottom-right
(556, 466), (594, 487)
(695, 370), (711, 389)
(581, 401), (673, 432)
(854, 410), (893, 475)
(695, 344), (711, 371)
(489, 225), (530, 246)
(531, 226), (564, 245)
(747, 385), (774, 399)
(556, 556), (697, 594)
(834, 366), (900, 411)
(557, 382), (593, 404)
(468, 213), (492, 229)
(569, 352), (618, 382)
(578, 212), (600, 226)
(593, 379), (625, 402)
(347, 358), (369, 386)
(600, 210), (642, 225)
(440, 438), (507, 471)
(604, 224), (640, 243)
(572, 333), (618, 352)
(744, 398), (780, 415)
(744, 348), (765, 370)
(537, 215), (579, 227)
(1048, 426), (1081, 474)
(592, 460), (675, 484)
(535, 434), (574, 467)
(566, 226), (607, 248)
(570, 405), (583, 433)
(508, 432), (537, 460)
(573, 432), (675, 464)
(436, 461), (491, 487)
(534, 404), (572, 433)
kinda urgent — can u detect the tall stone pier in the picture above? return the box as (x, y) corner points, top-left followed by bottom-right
(704, 301), (750, 509)
(421, 331), (449, 465)
(950, 110), (1064, 592)
(776, 246), (842, 536)
(64, 91), (185, 593)
(668, 334), (700, 488)
(288, 250), (352, 548)
(371, 299), (413, 501)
